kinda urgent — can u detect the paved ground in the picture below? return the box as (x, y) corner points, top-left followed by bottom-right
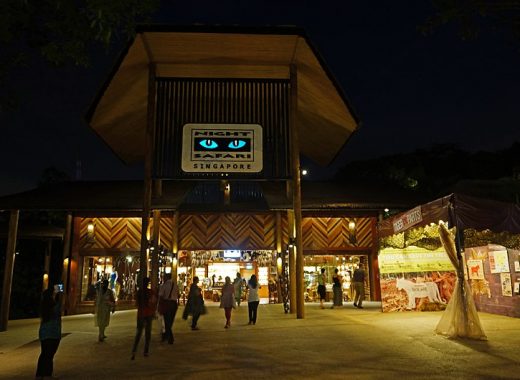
(1, 301), (520, 380)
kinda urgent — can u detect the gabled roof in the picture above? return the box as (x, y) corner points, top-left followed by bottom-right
(86, 25), (359, 166)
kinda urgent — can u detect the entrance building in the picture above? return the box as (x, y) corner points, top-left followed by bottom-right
(1, 26), (417, 329)
(70, 207), (383, 314)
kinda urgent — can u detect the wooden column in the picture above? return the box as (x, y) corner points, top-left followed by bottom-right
(275, 211), (283, 303)
(43, 240), (52, 290)
(370, 218), (380, 301)
(171, 211), (180, 281)
(140, 63), (156, 290)
(151, 180), (162, 291)
(1, 210), (20, 332)
(61, 213), (72, 288)
(289, 65), (305, 319)
(286, 209), (297, 314)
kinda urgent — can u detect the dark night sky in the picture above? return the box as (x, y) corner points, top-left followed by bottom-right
(2, 1), (520, 196)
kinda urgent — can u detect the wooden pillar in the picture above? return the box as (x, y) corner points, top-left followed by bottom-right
(43, 240), (52, 290)
(61, 213), (72, 287)
(140, 63), (156, 290)
(151, 180), (162, 291)
(275, 211), (283, 303)
(151, 209), (161, 291)
(286, 209), (297, 314)
(1, 210), (20, 332)
(289, 65), (305, 319)
(370, 218), (380, 301)
(171, 211), (179, 281)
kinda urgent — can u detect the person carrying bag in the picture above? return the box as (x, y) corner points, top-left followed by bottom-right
(158, 273), (179, 344)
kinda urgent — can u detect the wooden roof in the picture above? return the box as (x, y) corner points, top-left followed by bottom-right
(0, 180), (418, 215)
(87, 25), (359, 166)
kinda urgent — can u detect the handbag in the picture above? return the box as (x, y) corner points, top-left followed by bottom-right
(158, 282), (175, 315)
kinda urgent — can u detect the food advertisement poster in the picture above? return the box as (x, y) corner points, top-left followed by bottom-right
(467, 259), (484, 280)
(379, 247), (454, 274)
(489, 250), (510, 273)
(500, 273), (512, 296)
(379, 247), (456, 313)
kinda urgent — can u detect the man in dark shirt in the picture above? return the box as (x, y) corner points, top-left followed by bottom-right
(352, 266), (366, 309)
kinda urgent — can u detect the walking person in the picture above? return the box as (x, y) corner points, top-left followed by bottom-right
(352, 265), (366, 309)
(247, 274), (261, 325)
(182, 276), (204, 330)
(233, 272), (243, 306)
(220, 276), (236, 328)
(95, 279), (116, 342)
(331, 268), (343, 308)
(158, 273), (179, 344)
(317, 268), (327, 309)
(35, 286), (62, 380)
(131, 277), (156, 360)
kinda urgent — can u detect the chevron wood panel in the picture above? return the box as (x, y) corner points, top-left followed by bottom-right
(354, 218), (373, 247)
(179, 213), (276, 250)
(302, 217), (374, 250)
(79, 216), (374, 252)
(159, 217), (174, 250)
(79, 217), (146, 250)
(282, 214), (289, 243)
(127, 218), (144, 249)
(110, 218), (126, 248)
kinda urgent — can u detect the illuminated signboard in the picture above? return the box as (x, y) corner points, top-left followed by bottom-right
(223, 250), (241, 259)
(181, 123), (263, 173)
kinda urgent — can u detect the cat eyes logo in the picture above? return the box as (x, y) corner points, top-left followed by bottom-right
(182, 124), (263, 173)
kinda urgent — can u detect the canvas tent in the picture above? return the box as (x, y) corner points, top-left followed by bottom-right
(379, 193), (520, 339)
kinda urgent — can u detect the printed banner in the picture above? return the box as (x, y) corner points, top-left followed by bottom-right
(379, 247), (454, 274)
(392, 206), (422, 234)
(379, 247), (456, 312)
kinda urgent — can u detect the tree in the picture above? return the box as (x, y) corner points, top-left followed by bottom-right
(422, 0), (520, 41)
(0, 0), (159, 112)
(334, 143), (520, 198)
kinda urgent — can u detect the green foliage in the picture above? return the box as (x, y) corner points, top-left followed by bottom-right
(334, 142), (520, 198)
(0, 0), (159, 112)
(422, 0), (520, 42)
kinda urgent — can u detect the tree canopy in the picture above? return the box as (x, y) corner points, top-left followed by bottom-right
(423, 0), (520, 42)
(0, 0), (159, 112)
(334, 142), (520, 200)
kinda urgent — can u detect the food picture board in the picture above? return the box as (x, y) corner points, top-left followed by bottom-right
(379, 247), (456, 313)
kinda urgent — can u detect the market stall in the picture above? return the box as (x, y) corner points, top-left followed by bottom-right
(379, 193), (520, 324)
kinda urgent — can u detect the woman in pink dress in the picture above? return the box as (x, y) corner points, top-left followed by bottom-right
(220, 276), (236, 328)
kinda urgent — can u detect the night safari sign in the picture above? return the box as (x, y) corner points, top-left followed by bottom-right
(182, 124), (263, 173)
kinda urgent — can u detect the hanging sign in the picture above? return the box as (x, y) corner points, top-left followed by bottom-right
(181, 123), (263, 173)
(392, 206), (423, 233)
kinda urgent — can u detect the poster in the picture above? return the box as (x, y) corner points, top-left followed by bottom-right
(514, 261), (520, 272)
(379, 247), (454, 274)
(379, 247), (456, 312)
(489, 250), (510, 273)
(514, 282), (520, 295)
(500, 273), (512, 296)
(467, 259), (484, 280)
